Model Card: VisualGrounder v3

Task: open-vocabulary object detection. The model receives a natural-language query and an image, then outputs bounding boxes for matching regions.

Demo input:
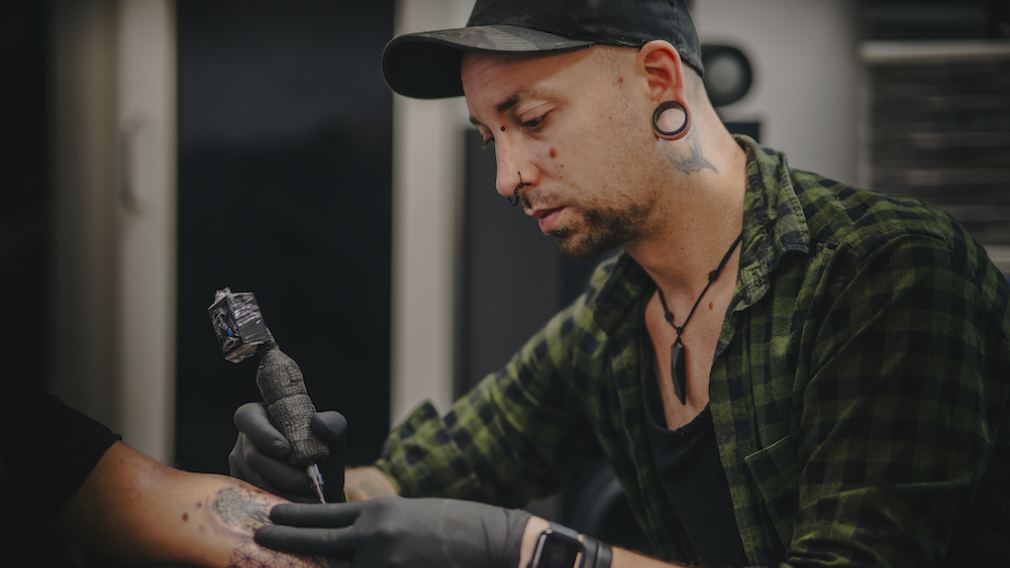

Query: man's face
[462,47,662,258]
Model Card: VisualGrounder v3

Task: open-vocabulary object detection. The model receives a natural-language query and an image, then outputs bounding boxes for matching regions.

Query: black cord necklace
[654,232,743,405]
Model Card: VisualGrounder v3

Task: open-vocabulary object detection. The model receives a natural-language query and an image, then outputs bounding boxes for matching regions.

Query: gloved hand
[254,497,531,568]
[229,401,347,503]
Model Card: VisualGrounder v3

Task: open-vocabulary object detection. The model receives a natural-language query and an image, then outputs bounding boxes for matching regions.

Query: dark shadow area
[0,3,88,564]
[0,0,49,385]
[176,0,394,473]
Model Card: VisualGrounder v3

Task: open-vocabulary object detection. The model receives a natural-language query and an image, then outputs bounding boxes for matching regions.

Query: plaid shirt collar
[591,135,811,334]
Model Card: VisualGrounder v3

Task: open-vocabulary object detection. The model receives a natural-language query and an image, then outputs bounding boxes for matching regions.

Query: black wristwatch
[528,524,584,568]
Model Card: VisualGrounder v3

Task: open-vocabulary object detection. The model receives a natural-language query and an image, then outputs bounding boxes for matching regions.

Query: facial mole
[617,76,624,84]
[500,125,506,132]
[182,512,189,522]
[549,148,557,158]
[196,502,202,508]
[708,302,714,310]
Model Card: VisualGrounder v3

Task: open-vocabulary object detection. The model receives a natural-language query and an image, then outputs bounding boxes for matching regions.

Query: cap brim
[382,25,592,99]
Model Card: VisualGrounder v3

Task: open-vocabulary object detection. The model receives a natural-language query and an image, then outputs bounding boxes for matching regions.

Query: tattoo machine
[208,288,329,503]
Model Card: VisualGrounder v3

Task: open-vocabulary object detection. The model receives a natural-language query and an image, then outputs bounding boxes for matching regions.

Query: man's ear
[637,40,687,105]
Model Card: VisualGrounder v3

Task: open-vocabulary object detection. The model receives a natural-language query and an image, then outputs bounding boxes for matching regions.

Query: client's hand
[255,497,531,568]
[230,402,347,503]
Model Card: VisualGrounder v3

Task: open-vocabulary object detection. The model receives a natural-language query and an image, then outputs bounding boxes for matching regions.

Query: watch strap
[528,523,582,568]
[581,535,613,568]
[547,523,581,542]
[529,523,612,568]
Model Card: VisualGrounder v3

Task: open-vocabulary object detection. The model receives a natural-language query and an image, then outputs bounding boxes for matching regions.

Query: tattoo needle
[307,464,326,503]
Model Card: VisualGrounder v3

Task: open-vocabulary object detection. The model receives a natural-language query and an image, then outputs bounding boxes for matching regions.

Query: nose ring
[506,171,524,207]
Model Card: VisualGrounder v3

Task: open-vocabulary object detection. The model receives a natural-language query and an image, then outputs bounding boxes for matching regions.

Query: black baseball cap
[382,0,703,99]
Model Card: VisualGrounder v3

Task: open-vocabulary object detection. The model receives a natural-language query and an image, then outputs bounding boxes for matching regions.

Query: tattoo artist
[229,0,1010,567]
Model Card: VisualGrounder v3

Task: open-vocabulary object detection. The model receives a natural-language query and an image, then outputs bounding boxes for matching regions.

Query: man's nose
[494,145,534,200]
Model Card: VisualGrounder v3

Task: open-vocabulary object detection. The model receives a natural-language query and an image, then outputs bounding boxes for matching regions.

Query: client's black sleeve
[0,377,121,513]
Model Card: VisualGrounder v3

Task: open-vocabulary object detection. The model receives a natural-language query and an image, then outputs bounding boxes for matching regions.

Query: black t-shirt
[1,379,121,513]
[639,328,748,567]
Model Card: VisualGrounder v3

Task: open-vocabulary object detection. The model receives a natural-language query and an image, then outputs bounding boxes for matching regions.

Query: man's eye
[521,114,547,129]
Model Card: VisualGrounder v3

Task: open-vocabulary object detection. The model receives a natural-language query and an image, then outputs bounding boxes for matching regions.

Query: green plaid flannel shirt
[376,136,1010,566]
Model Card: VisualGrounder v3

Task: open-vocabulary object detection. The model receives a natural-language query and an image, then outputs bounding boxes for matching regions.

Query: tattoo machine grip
[256,344,329,467]
[208,288,329,467]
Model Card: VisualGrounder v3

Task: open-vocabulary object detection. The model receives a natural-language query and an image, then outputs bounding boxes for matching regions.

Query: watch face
[533,530,582,568]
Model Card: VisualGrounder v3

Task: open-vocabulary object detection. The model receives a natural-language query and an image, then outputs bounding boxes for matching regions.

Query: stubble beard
[549,198,656,259]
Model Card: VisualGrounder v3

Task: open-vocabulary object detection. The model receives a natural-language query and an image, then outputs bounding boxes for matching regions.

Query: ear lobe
[638,40,686,104]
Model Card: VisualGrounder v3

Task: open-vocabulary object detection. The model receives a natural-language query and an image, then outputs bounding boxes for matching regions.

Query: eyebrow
[468,93,523,127]
[495,94,520,113]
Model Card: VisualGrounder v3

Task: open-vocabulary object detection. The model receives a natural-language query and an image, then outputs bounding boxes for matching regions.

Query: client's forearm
[58,441,324,567]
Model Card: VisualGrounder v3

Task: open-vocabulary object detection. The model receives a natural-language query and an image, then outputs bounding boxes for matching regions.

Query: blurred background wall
[173,0,394,472]
[2,0,1008,484]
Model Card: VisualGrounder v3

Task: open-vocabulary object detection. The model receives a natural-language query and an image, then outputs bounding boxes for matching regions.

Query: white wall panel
[694,0,861,184]
[390,0,474,425]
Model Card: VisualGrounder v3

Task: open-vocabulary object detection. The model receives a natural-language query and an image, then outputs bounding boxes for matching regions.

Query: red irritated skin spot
[549,147,557,158]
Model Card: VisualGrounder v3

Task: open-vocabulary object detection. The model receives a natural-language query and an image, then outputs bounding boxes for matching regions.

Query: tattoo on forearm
[666,130,718,175]
[344,467,397,501]
[210,486,271,533]
[192,485,335,568]
[227,540,330,568]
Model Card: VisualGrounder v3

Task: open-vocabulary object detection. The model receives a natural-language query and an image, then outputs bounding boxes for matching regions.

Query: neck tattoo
[655,232,743,405]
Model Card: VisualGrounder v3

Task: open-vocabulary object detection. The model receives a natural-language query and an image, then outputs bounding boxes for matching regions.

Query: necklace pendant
[671,341,687,404]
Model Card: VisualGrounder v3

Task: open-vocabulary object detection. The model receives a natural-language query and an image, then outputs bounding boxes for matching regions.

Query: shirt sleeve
[786,233,1010,566]
[375,296,602,507]
[0,378,121,513]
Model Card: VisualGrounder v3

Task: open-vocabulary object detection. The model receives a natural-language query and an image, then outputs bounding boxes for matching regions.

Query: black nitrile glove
[229,401,347,503]
[255,497,531,568]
